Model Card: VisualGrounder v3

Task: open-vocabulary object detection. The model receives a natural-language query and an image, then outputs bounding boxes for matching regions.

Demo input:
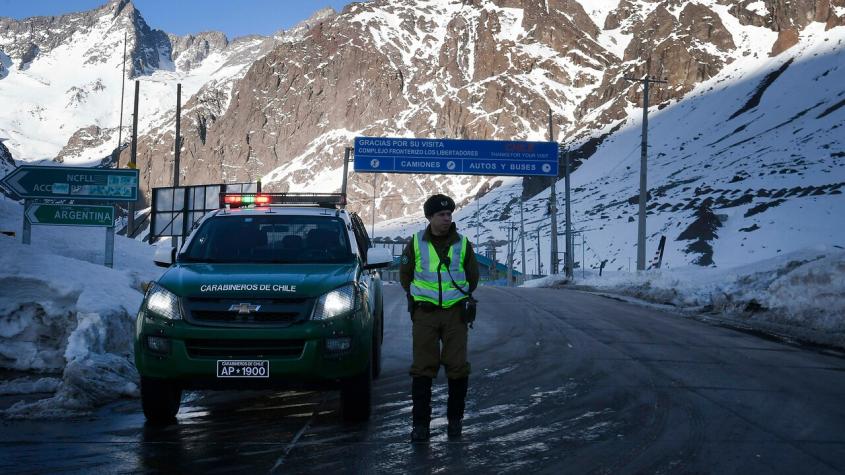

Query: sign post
[22,204,31,245]
[105,225,115,268]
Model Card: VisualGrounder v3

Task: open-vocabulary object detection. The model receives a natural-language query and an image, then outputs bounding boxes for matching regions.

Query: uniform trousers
[409,303,470,379]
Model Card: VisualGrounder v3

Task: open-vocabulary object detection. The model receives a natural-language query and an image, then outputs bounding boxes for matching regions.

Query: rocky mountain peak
[169,31,229,72]
[0,0,169,77]
[0,140,15,185]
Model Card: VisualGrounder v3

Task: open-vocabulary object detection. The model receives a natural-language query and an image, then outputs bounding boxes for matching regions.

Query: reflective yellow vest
[410,230,469,308]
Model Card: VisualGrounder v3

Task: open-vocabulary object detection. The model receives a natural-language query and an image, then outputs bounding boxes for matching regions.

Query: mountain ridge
[0,0,843,270]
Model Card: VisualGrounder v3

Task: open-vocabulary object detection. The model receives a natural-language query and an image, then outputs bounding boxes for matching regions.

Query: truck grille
[184,297,313,327]
[185,339,306,359]
[190,310,300,323]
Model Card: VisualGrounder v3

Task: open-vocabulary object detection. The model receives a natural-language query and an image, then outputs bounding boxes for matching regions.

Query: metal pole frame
[549,108,559,274]
[519,198,526,282]
[564,149,573,278]
[341,147,351,209]
[174,83,182,187]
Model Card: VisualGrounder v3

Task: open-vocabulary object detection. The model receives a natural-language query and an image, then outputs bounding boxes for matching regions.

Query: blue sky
[0,0,357,38]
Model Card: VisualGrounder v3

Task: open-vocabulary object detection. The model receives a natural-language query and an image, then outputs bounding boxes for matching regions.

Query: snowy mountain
[419,21,845,275]
[1,0,843,271]
[0,0,335,166]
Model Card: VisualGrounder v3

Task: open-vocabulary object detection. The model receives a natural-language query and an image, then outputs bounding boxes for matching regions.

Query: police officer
[400,193,480,442]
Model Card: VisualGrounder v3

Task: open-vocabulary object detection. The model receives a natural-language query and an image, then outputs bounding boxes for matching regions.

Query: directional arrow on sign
[1,168,29,197]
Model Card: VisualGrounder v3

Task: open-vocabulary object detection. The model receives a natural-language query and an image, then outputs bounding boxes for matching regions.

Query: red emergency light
[222,194,270,207]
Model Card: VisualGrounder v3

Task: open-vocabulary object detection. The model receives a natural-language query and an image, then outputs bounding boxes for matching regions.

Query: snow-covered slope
[382,23,845,273]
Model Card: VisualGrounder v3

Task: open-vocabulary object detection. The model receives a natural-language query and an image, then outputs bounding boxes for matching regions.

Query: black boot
[411,376,432,442]
[447,377,468,438]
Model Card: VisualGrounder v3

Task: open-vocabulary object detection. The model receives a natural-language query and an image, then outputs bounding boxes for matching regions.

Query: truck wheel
[141,377,182,424]
[340,358,372,422]
[372,314,383,380]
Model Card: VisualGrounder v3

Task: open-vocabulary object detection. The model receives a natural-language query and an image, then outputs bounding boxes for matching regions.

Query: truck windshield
[181,214,353,264]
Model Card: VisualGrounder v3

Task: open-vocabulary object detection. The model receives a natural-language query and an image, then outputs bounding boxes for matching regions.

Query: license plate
[216,360,269,378]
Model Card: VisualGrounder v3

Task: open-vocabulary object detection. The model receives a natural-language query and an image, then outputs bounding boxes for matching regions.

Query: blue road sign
[353,137,558,177]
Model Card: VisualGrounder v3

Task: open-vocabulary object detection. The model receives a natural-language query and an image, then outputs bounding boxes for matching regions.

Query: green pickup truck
[134,193,391,423]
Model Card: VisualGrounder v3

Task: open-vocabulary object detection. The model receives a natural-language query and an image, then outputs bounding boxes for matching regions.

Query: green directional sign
[1,165,139,201]
[25,203,115,227]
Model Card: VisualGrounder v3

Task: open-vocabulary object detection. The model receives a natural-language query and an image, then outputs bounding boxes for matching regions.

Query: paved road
[2,285,844,474]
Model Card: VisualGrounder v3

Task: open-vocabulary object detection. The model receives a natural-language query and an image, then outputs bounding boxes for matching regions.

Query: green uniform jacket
[400,223,480,298]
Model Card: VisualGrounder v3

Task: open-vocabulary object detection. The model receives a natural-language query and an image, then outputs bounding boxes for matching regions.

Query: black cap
[424,194,455,218]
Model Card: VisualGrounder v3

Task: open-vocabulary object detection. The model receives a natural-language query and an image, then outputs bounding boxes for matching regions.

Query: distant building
[475,253,522,282]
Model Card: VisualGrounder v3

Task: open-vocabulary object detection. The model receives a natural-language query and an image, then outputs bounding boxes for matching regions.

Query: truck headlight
[311,284,357,320]
[144,283,183,320]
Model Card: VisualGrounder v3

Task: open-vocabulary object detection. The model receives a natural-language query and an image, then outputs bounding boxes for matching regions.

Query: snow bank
[0,198,164,418]
[524,246,845,345]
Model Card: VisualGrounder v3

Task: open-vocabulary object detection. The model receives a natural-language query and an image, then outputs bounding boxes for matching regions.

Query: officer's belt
[413,301,441,312]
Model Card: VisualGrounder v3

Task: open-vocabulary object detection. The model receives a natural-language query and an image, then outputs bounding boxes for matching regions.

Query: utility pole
[341,147,352,208]
[507,223,514,287]
[519,198,526,283]
[174,83,182,186]
[548,108,559,274]
[172,83,182,250]
[475,197,480,249]
[564,149,573,279]
[536,229,542,276]
[116,31,127,167]
[582,232,586,279]
[371,174,377,238]
[625,57,667,271]
[127,80,139,237]
[114,31,127,249]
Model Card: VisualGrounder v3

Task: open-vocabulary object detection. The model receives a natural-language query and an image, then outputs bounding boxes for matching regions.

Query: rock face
[2,0,844,229]
[169,32,228,72]
[0,140,15,193]
[53,126,115,164]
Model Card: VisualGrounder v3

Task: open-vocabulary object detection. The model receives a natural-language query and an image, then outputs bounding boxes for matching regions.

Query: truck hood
[157,262,358,299]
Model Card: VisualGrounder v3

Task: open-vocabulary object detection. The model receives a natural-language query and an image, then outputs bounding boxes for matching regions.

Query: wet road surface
[2,285,845,473]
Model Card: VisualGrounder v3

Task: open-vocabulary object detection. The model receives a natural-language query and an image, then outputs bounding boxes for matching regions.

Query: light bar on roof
[219,193,345,209]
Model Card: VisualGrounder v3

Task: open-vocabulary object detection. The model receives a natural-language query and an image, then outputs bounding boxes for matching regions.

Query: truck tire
[372,313,383,380]
[141,377,182,424]
[340,357,372,422]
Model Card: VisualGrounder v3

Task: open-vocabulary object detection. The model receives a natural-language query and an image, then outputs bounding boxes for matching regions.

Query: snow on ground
[0,197,165,418]
[524,246,845,348]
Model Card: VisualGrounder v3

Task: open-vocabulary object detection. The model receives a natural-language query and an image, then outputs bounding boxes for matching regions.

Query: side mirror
[364,247,392,270]
[153,246,176,268]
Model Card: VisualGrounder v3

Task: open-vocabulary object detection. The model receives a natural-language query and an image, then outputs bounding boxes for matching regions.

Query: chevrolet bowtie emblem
[229,303,261,314]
